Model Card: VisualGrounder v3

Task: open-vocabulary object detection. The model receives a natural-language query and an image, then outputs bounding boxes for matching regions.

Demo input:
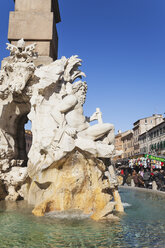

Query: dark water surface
[0,188,165,248]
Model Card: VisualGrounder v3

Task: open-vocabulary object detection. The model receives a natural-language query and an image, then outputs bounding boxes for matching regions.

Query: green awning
[144,154,165,162]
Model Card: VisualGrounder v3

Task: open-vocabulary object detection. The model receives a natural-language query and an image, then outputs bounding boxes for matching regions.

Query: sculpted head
[72,81,87,105]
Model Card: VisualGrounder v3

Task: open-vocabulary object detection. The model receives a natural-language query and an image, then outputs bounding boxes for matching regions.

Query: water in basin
[0,188,165,248]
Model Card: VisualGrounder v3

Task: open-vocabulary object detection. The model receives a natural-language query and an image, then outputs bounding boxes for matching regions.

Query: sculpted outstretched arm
[86,108,103,123]
[89,112,98,122]
[59,95,78,113]
[86,113,98,122]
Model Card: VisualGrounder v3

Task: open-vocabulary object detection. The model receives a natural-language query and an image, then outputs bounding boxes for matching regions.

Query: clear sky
[0,0,165,133]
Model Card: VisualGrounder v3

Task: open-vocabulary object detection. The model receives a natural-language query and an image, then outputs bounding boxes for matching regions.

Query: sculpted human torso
[65,100,89,132]
[56,82,89,132]
[56,81,114,144]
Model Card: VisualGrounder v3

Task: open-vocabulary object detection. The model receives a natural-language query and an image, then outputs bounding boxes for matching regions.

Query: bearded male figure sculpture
[27,56,116,178]
[64,81,115,156]
[0,40,123,220]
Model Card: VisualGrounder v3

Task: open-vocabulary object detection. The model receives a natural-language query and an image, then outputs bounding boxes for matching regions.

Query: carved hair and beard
[72,81,87,105]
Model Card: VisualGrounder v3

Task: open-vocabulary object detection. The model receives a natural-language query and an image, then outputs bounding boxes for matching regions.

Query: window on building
[157,130,159,136]
[150,144,153,151]
[157,143,160,150]
[160,128,162,135]
[145,119,147,123]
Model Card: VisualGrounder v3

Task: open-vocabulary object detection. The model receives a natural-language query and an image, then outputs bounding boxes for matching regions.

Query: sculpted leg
[78,123,114,141]
[101,126,115,145]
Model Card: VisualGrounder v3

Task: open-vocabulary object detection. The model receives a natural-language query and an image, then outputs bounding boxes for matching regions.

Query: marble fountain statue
[0,39,123,220]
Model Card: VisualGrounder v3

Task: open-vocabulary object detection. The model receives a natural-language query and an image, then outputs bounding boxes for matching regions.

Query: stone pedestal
[6,0,61,66]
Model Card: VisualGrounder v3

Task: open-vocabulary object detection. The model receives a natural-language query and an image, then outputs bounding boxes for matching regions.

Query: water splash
[122,202,132,208]
[45,209,92,220]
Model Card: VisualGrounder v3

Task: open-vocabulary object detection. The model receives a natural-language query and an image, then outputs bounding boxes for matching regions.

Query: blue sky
[0,0,165,133]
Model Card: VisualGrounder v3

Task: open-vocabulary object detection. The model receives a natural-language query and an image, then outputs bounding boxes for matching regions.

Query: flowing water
[0,187,165,248]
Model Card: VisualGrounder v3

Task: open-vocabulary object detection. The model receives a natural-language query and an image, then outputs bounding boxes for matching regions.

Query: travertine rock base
[28,148,120,220]
[0,180,7,200]
[113,189,124,212]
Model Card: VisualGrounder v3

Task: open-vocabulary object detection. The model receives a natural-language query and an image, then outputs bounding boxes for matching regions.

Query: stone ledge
[119,185,165,196]
[15,0,52,12]
[14,0,61,23]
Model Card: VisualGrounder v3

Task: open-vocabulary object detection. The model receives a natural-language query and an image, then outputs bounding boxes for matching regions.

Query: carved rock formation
[28,148,121,220]
[0,40,36,200]
[0,40,123,219]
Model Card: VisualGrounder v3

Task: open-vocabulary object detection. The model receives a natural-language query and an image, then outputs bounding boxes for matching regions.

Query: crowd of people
[116,165,165,191]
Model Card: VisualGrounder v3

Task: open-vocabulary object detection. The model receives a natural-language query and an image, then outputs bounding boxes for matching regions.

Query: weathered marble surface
[27,55,116,178]
[0,40,123,219]
[29,148,123,220]
[0,39,35,200]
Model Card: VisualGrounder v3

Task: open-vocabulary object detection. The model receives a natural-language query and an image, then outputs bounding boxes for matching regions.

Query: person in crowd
[154,169,165,191]
[121,168,127,185]
[150,168,154,177]
[132,170,139,187]
[120,169,124,176]
[143,168,151,188]
[115,159,165,191]
[137,173,145,187]
[120,169,124,185]
[126,173,132,186]
[138,167,144,178]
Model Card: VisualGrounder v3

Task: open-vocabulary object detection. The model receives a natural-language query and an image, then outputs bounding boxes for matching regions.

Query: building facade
[114,114,165,161]
[114,130,123,160]
[114,130,134,160]
[139,120,165,156]
[133,114,163,155]
[121,130,134,158]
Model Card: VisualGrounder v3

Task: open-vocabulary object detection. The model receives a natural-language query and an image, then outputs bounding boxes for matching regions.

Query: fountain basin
[0,188,165,247]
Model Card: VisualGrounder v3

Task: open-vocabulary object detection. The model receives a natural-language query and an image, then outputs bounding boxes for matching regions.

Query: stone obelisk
[6,0,61,66]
